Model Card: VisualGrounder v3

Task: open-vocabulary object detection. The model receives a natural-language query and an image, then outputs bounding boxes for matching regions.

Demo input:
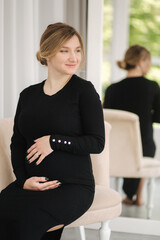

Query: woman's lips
[65,64,77,67]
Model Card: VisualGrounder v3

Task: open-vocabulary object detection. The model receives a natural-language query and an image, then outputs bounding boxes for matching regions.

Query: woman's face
[139,56,151,75]
[47,35,82,76]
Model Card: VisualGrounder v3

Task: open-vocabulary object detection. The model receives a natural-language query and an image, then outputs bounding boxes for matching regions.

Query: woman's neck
[126,67,143,78]
[44,71,72,96]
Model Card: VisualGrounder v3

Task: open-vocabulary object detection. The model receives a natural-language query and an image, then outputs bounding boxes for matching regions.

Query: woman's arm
[152,82,160,123]
[103,86,113,109]
[10,93,27,187]
[27,82,105,165]
[49,82,105,155]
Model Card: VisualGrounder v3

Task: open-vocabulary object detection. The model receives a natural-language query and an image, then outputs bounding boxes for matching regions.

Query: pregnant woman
[0,22,105,240]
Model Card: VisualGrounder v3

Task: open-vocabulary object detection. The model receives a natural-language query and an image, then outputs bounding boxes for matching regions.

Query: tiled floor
[61,228,160,240]
[110,177,160,220]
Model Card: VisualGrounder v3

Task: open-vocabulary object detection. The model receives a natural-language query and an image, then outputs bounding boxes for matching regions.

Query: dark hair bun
[36,51,47,66]
[117,60,127,70]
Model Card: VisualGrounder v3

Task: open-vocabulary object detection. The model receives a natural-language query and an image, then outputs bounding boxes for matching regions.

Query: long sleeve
[10,93,27,187]
[50,82,105,155]
[152,82,160,123]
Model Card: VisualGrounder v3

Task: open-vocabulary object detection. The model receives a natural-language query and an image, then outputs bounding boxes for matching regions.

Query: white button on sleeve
[52,139,56,142]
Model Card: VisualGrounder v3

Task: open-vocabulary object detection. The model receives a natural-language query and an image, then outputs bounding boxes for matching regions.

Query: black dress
[0,74,105,240]
[103,76,160,199]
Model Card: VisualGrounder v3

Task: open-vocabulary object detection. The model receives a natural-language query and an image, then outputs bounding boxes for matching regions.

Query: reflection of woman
[0,22,105,240]
[103,45,160,205]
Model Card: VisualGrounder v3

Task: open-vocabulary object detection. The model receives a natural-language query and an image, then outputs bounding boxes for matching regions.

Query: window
[103,0,160,101]
[129,0,160,85]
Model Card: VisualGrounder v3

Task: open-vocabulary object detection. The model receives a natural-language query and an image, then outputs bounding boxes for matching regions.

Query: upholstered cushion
[49,185,121,229]
[141,157,160,168]
[90,185,121,211]
[110,157,160,178]
[0,118,15,191]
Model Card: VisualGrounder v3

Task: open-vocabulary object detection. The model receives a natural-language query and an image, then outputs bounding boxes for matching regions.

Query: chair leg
[79,226,86,240]
[99,221,111,240]
[147,178,155,219]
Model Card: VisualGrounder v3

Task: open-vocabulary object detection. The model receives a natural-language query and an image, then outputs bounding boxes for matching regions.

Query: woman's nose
[69,52,76,61]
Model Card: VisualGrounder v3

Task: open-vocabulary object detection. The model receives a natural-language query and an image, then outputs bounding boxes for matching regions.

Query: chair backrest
[0,118,15,191]
[103,109,143,177]
[0,118,111,190]
[91,122,111,187]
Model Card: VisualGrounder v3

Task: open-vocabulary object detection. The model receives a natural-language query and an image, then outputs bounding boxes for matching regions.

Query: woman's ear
[46,57,50,65]
[137,59,143,68]
[137,58,151,75]
[137,59,144,71]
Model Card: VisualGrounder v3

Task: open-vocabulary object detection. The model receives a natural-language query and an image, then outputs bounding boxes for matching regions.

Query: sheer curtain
[0,0,87,118]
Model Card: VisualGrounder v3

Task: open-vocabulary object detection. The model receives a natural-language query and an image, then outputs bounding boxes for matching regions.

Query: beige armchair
[0,118,121,240]
[103,109,160,219]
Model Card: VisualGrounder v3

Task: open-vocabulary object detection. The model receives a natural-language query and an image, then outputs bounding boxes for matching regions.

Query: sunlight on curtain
[0,0,64,118]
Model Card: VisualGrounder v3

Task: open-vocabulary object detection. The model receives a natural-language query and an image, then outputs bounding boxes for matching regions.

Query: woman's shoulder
[71,75,99,100]
[105,79,124,92]
[143,77,160,89]
[73,74,93,86]
[72,74,95,93]
[20,81,44,96]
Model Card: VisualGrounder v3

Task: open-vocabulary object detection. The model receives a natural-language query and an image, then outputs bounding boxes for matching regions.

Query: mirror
[103,0,160,221]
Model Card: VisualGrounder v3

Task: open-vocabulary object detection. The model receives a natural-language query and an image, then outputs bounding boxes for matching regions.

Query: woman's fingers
[27,151,41,162]
[34,176,48,182]
[34,177,61,190]
[28,152,41,163]
[27,152,46,165]
[26,136,53,164]
[27,144,41,163]
[23,177,61,191]
[40,181,61,191]
[36,154,45,165]
[27,143,37,153]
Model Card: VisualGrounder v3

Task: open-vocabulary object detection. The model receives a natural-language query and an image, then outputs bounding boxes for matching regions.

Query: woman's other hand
[26,136,53,165]
[23,177,61,191]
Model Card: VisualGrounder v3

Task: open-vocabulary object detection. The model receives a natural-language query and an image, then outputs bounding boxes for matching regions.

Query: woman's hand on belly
[26,136,53,165]
[23,177,61,191]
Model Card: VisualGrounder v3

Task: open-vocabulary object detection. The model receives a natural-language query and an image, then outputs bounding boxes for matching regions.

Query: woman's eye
[76,49,81,53]
[60,50,68,53]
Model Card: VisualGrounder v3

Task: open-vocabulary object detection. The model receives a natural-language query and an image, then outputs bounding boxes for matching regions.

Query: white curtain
[0,0,87,118]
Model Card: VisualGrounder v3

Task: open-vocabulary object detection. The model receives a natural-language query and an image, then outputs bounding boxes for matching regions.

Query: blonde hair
[36,22,85,67]
[117,45,151,70]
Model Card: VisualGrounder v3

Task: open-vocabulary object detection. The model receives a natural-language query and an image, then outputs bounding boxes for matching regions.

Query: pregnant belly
[25,151,92,183]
